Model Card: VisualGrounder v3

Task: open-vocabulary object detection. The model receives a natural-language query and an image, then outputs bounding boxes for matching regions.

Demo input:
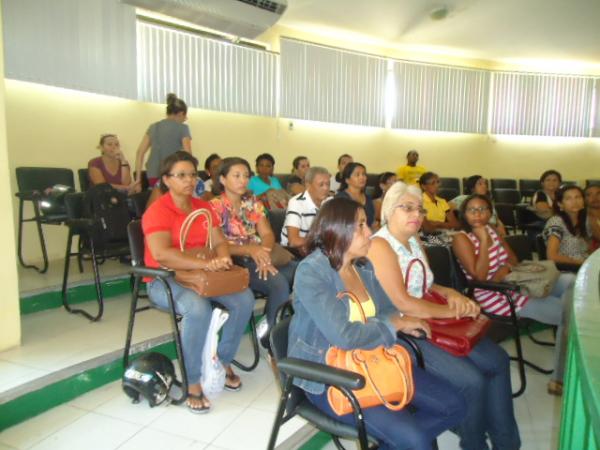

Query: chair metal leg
[62,234,104,321]
[509,310,527,398]
[231,313,260,372]
[17,198,48,273]
[77,236,84,273]
[267,375,294,450]
[159,277,188,405]
[527,324,556,347]
[123,276,141,369]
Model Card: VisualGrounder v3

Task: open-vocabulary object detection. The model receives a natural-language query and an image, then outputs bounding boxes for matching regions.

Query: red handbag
[405,259,491,357]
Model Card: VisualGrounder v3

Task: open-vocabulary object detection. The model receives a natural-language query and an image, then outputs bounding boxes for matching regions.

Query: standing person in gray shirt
[133,93,192,198]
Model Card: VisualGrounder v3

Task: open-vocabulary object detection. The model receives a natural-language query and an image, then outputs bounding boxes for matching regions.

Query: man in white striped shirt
[281,167,331,252]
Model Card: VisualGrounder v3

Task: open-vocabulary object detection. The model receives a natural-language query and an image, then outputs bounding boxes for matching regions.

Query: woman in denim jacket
[288,197,466,450]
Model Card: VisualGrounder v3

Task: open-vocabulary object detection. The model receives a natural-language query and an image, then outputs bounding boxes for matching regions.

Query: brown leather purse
[174,208,249,297]
[326,291,415,416]
[405,258,490,356]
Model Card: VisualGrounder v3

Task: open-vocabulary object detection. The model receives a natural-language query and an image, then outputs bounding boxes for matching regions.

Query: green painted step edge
[299,431,332,450]
[0,341,177,432]
[20,277,139,315]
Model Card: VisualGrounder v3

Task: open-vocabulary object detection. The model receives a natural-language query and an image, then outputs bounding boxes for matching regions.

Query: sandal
[547,380,563,396]
[186,393,211,414]
[224,371,243,392]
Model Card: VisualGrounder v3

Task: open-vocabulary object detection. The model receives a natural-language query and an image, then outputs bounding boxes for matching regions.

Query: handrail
[559,249,600,449]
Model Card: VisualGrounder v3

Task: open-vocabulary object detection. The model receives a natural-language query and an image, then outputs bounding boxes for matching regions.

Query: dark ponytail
[166,93,188,116]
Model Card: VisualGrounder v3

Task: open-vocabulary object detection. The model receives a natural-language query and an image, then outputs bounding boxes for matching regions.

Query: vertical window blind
[392,62,490,133]
[280,38,387,127]
[2,0,137,99]
[136,21,278,117]
[490,72,595,137]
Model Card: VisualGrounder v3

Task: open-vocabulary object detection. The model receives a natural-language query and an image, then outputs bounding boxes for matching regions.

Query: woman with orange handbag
[368,181,521,450]
[142,151,255,414]
[288,197,466,450]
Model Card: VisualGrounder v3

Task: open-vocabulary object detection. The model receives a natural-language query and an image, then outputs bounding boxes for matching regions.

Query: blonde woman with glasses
[367,182,520,450]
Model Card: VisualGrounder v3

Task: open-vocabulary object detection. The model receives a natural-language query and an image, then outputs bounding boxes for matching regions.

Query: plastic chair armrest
[131,266,174,279]
[277,357,365,390]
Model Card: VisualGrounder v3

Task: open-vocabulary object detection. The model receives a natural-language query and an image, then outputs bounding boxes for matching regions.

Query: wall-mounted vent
[121,0,287,39]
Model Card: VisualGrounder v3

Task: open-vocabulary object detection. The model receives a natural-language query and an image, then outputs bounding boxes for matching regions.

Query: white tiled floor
[1,326,563,450]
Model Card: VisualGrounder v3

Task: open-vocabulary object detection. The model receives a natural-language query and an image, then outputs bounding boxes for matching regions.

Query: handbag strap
[354,348,411,411]
[405,258,427,297]
[179,208,213,252]
[337,291,368,324]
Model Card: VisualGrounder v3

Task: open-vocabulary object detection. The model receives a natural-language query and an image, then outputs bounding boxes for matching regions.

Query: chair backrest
[439,177,460,191]
[504,234,533,261]
[16,167,74,193]
[535,234,547,259]
[268,209,286,243]
[494,203,516,229]
[197,170,210,181]
[64,192,85,220]
[518,179,539,200]
[366,173,379,188]
[424,245,457,289]
[491,178,517,190]
[274,173,295,189]
[270,316,304,412]
[562,180,577,187]
[585,179,600,187]
[437,187,459,202]
[127,220,145,266]
[78,168,91,192]
[130,191,151,219]
[492,188,521,205]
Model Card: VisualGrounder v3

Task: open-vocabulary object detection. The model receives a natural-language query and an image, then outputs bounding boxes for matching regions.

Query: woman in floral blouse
[211,157,297,344]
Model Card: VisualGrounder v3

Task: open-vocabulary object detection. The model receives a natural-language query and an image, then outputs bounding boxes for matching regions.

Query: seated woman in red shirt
[142,151,254,414]
[88,134,137,194]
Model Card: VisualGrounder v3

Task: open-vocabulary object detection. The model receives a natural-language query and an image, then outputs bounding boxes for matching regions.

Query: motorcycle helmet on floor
[122,352,176,407]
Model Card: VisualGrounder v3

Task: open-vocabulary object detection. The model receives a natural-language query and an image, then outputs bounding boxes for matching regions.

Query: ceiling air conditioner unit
[121,0,288,39]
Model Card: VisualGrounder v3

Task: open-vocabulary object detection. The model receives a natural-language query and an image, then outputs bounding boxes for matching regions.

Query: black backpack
[83,183,130,247]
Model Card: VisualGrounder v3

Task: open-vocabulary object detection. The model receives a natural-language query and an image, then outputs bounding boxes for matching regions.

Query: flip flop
[224,372,242,392]
[186,393,211,414]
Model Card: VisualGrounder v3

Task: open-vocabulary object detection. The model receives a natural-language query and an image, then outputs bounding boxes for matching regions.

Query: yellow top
[396,165,427,186]
[422,193,450,222]
[348,297,377,322]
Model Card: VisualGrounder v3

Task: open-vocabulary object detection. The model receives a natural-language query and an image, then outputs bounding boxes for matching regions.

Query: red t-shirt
[142,192,221,271]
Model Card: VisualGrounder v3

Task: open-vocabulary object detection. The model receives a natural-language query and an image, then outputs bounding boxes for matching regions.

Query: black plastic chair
[494,203,517,234]
[61,192,130,321]
[437,187,459,202]
[423,245,459,291]
[491,179,517,190]
[439,177,460,191]
[267,314,428,450]
[129,191,152,219]
[562,180,577,187]
[585,179,600,187]
[535,235,580,273]
[15,167,75,273]
[78,168,91,192]
[123,220,188,405]
[519,179,539,202]
[448,248,552,398]
[492,189,521,205]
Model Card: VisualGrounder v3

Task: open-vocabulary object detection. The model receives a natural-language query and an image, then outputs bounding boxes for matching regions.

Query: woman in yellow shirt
[419,172,460,233]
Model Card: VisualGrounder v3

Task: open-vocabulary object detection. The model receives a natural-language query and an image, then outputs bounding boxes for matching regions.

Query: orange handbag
[174,208,249,297]
[326,291,415,416]
[405,258,490,357]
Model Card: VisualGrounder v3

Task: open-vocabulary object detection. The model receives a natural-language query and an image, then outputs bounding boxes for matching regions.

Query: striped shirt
[459,226,528,316]
[281,190,323,245]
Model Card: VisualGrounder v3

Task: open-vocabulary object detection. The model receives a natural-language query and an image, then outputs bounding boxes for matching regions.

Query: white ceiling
[279,0,600,67]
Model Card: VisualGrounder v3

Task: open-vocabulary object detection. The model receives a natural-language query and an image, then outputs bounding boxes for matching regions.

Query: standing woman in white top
[133,93,192,198]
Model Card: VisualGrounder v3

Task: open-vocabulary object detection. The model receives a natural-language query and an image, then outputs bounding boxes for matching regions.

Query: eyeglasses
[167,172,198,180]
[465,206,490,214]
[395,203,428,216]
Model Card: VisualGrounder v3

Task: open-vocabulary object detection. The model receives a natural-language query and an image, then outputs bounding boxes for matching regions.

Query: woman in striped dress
[452,194,575,395]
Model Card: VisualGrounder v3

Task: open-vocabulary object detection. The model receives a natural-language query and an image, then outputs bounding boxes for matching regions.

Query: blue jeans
[147,278,255,385]
[238,257,297,327]
[307,366,466,450]
[518,272,575,381]
[412,338,520,450]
